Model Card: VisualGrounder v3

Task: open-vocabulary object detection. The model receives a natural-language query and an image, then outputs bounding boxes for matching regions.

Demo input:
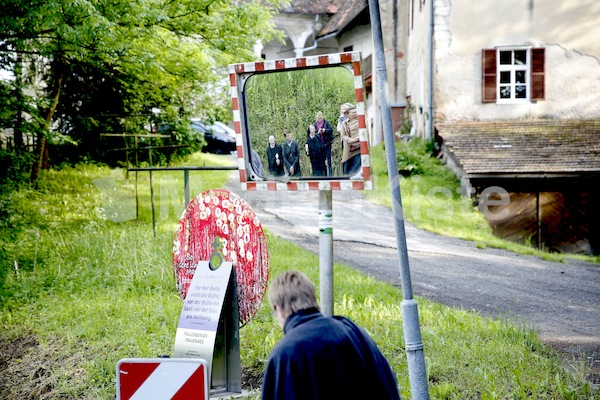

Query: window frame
[496,46,531,104]
[482,46,545,104]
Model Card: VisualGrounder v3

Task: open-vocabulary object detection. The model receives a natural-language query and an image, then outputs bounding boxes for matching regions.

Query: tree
[0,0,283,180]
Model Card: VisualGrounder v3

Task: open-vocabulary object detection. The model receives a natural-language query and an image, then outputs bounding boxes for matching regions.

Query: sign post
[173,261,240,394]
[172,189,269,397]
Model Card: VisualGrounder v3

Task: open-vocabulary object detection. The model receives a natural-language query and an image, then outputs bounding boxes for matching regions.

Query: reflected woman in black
[305,125,327,176]
[266,135,284,177]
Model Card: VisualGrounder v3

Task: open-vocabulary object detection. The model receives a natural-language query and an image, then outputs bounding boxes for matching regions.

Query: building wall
[261,13,324,59]
[406,0,433,139]
[433,0,600,121]
[338,25,378,144]
[371,0,410,145]
[338,25,372,57]
[379,0,408,106]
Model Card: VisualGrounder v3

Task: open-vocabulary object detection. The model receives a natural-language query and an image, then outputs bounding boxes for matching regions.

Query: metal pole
[428,0,435,141]
[149,172,156,237]
[184,169,190,207]
[368,0,430,398]
[135,134,139,220]
[135,170,139,221]
[149,144,157,238]
[319,189,334,316]
[537,191,541,249]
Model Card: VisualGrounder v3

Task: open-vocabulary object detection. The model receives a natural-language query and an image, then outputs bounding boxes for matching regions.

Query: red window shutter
[531,48,545,101]
[482,49,497,103]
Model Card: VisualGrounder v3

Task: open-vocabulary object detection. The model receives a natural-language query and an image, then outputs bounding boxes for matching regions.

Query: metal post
[368,0,430,398]
[184,169,190,207]
[319,189,334,316]
[537,191,542,249]
[135,134,139,220]
[149,145,157,238]
[135,170,139,220]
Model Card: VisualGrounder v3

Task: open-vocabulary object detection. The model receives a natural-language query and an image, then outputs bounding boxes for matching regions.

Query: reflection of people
[308,111,334,176]
[266,135,284,176]
[261,270,401,400]
[282,129,301,177]
[305,125,327,176]
[336,103,354,149]
[250,149,264,176]
[341,105,362,175]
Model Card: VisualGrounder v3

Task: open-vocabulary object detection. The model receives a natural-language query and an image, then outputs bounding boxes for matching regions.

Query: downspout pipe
[428,0,434,141]
[301,30,339,53]
[401,126,417,141]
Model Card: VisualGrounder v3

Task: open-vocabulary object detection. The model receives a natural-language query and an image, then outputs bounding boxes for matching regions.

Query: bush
[396,138,436,177]
[0,150,34,186]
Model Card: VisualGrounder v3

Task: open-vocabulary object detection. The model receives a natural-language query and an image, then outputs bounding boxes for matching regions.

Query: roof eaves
[318,0,368,37]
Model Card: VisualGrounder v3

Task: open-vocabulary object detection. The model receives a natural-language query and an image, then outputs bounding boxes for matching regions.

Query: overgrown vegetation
[1,152,597,399]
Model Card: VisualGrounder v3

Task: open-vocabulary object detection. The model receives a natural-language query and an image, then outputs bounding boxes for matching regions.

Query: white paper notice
[174,261,233,375]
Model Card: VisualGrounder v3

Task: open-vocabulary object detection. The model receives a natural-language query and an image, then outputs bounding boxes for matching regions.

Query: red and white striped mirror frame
[228,52,372,191]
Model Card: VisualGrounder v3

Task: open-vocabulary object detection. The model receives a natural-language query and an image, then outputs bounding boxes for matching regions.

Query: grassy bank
[0,152,597,399]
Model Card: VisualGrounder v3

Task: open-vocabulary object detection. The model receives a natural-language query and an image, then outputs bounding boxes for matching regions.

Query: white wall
[433,0,600,121]
[261,13,323,59]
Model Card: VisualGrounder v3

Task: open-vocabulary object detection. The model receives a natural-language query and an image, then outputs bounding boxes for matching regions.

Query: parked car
[189,119,237,155]
[157,119,236,154]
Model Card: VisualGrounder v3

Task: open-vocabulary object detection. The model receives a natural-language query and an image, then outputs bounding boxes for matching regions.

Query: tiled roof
[437,120,600,175]
[280,0,344,15]
[319,0,367,36]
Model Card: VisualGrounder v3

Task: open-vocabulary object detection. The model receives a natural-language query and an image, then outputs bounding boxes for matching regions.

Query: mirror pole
[318,189,334,316]
[368,0,430,398]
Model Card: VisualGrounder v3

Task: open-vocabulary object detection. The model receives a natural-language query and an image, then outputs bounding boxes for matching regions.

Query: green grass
[0,153,598,399]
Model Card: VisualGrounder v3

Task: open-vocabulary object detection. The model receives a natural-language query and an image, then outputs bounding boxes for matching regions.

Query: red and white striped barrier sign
[116,358,208,400]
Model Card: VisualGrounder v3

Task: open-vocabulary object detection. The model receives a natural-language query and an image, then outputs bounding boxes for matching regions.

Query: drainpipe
[401,126,417,141]
[301,31,340,54]
[428,0,434,141]
[299,14,340,55]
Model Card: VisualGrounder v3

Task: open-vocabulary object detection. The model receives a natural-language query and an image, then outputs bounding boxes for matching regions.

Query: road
[225,177,600,373]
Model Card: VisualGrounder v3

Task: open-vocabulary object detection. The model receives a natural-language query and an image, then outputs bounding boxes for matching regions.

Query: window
[482,47,545,103]
[499,48,528,101]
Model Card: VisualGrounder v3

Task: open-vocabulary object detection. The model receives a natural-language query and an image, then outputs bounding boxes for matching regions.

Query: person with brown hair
[261,270,401,400]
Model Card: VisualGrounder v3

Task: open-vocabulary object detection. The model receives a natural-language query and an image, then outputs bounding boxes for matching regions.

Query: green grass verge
[0,153,597,399]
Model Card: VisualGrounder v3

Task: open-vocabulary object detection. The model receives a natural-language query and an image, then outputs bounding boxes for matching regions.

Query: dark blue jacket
[262,308,401,400]
[307,119,335,146]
